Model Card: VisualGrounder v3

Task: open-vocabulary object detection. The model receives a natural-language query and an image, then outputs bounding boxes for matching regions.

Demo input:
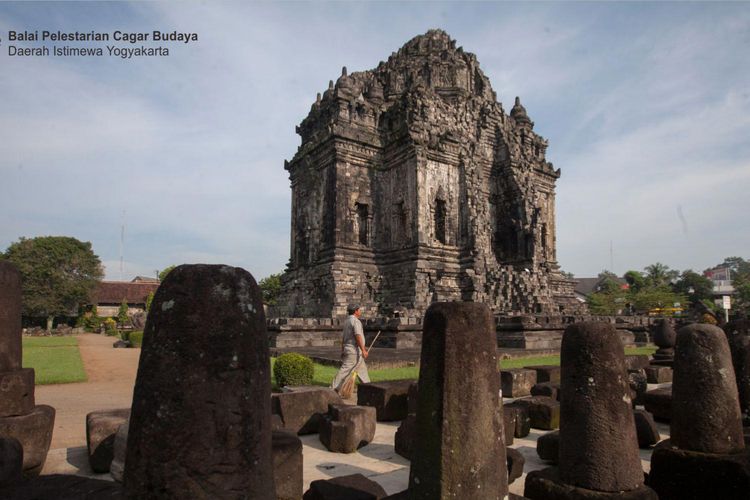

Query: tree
[117,299,130,326]
[644,262,679,288]
[673,270,714,305]
[2,236,103,330]
[624,270,646,293]
[259,273,282,305]
[158,265,176,282]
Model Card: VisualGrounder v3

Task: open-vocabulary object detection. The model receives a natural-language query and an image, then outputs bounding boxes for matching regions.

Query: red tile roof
[92,281,160,305]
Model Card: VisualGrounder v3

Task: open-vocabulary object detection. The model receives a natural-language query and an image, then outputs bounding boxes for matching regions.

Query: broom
[339,330,381,399]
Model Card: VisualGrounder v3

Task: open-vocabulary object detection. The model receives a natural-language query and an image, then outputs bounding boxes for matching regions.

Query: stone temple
[278,30,581,319]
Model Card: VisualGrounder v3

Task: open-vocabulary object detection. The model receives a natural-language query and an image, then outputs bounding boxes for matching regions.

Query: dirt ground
[35,333,140,450]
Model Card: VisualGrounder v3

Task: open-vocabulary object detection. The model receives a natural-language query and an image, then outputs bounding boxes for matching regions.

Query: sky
[0,1,748,281]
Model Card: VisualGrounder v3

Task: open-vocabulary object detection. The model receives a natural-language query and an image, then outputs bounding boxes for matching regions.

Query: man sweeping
[331,304,370,394]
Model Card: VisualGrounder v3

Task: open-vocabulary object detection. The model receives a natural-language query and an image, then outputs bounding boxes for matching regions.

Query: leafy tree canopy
[673,270,714,304]
[2,236,103,329]
[158,265,176,282]
[259,273,282,305]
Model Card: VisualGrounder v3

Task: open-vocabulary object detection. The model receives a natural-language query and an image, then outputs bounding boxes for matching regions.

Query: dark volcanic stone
[304,473,387,500]
[525,467,658,500]
[272,387,343,434]
[648,439,750,500]
[394,414,416,459]
[406,382,418,414]
[537,430,559,463]
[504,404,530,438]
[644,365,672,384]
[0,437,22,487]
[559,322,645,492]
[506,396,560,430]
[501,369,537,398]
[123,264,275,499]
[357,379,413,421]
[653,319,676,349]
[524,365,561,384]
[0,262,22,372]
[319,405,376,453]
[507,447,525,484]
[633,410,660,448]
[86,408,130,473]
[727,334,750,424]
[273,430,303,500]
[531,381,559,401]
[624,354,650,371]
[628,370,647,407]
[502,408,516,445]
[0,369,35,418]
[409,302,507,499]
[110,421,128,483]
[724,318,750,337]
[0,404,55,478]
[0,474,123,500]
[644,387,672,422]
[671,324,744,454]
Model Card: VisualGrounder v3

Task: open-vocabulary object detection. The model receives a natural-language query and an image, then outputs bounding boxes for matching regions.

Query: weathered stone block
[0,404,54,478]
[0,369,35,418]
[0,474,123,499]
[303,473,387,500]
[273,430,303,500]
[502,408,515,445]
[504,404,531,438]
[406,382,418,415]
[525,467,658,499]
[319,405,376,453]
[624,354,650,371]
[86,408,130,473]
[648,440,750,500]
[531,381,559,400]
[644,365,672,384]
[628,370,647,406]
[507,447,525,484]
[0,437,22,488]
[0,262,22,372]
[507,396,560,430]
[537,430,559,463]
[410,302,507,499]
[524,365,561,384]
[273,387,343,434]
[110,421,128,483]
[633,410,660,448]
[671,324,745,456]
[557,321,648,494]
[357,379,412,421]
[123,264,275,499]
[644,387,672,422]
[394,414,416,460]
[501,369,537,398]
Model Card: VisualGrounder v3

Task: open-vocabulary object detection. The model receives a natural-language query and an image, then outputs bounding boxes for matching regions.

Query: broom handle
[366,330,381,354]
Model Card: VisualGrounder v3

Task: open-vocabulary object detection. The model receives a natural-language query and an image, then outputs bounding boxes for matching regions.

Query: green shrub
[103,318,118,336]
[129,331,144,347]
[273,352,314,387]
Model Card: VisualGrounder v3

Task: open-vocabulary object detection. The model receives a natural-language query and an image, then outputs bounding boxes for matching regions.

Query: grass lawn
[272,345,658,388]
[22,336,88,385]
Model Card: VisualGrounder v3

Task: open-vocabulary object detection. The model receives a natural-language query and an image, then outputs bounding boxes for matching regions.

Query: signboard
[723,296,732,310]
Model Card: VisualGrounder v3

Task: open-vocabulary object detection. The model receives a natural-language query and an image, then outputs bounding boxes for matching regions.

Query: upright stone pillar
[123,264,275,499]
[649,324,750,499]
[0,262,22,371]
[724,319,750,425]
[525,322,656,499]
[408,302,507,500]
[0,261,55,479]
[651,318,676,366]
